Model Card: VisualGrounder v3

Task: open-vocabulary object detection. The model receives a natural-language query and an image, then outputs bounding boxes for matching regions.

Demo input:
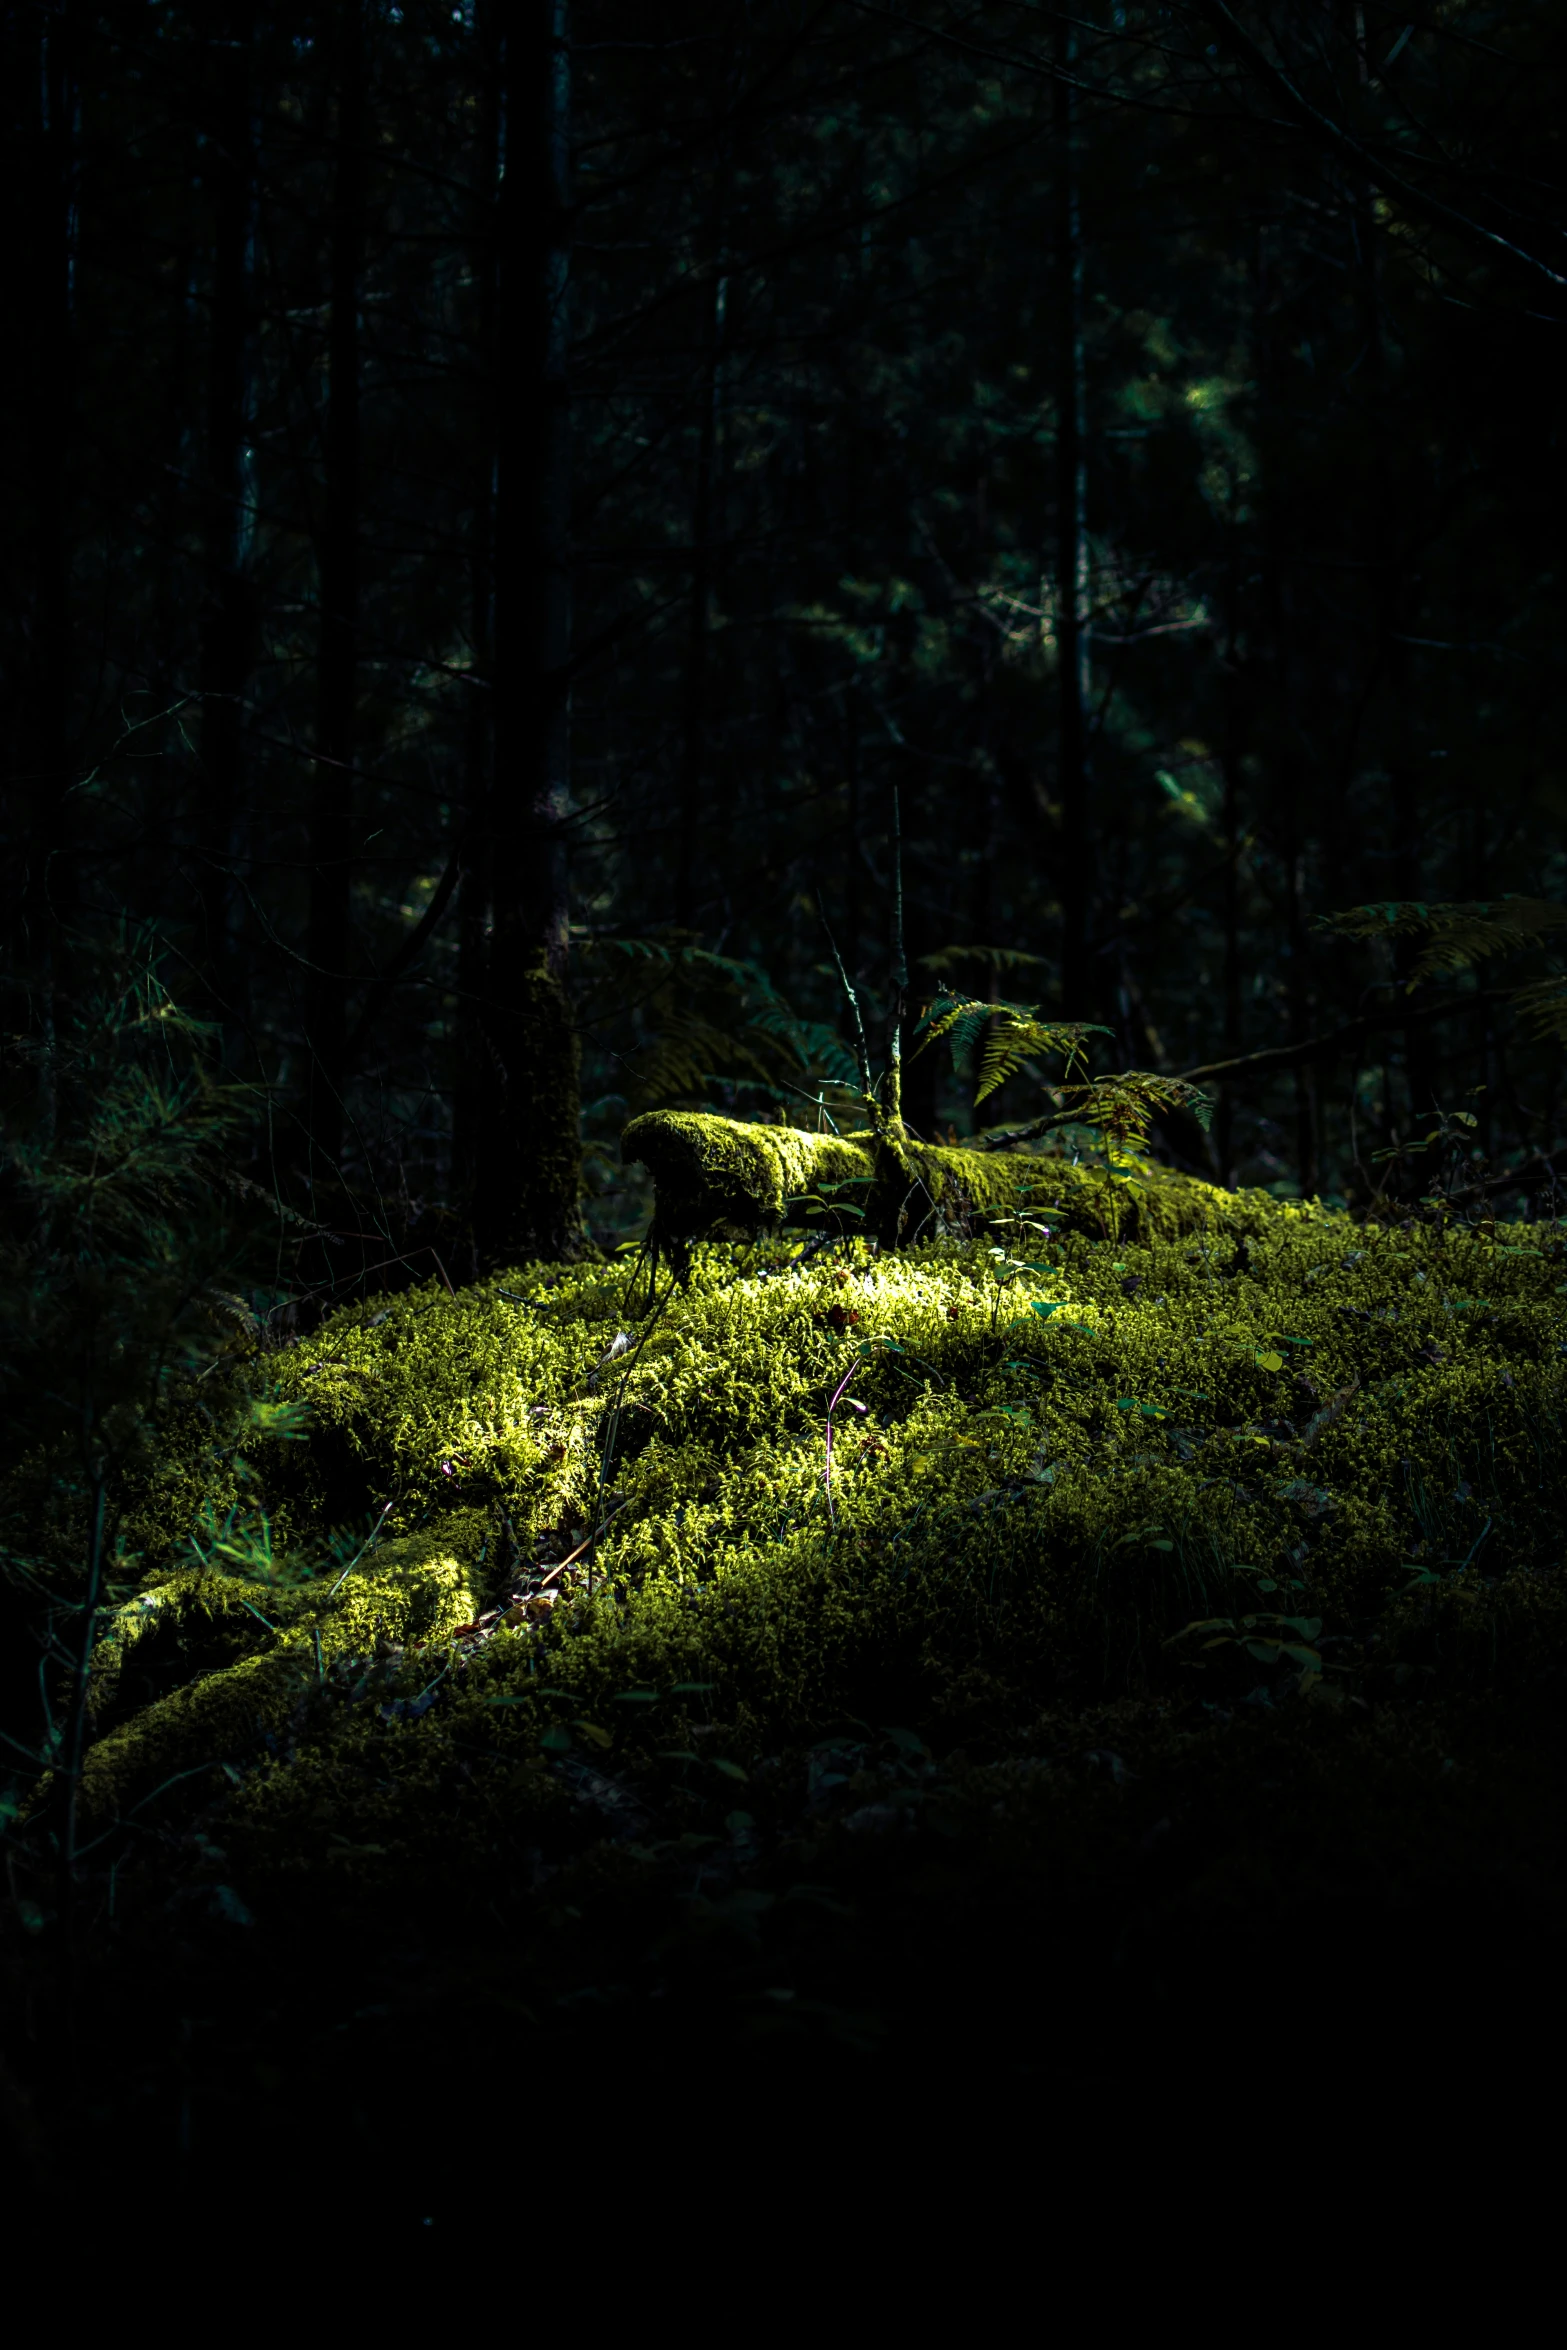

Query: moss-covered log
[624,1108,1279,1250]
[876,1133,1268,1246]
[621,1110,875,1243]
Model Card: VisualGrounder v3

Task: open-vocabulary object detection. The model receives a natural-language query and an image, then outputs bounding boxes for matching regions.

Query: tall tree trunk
[1053,25,1092,1021]
[1217,644,1245,1185]
[472,0,584,1266]
[452,0,501,1253]
[675,258,727,931]
[10,0,76,1036]
[1284,791,1319,1197]
[1254,219,1318,1195]
[1347,36,1434,1161]
[304,0,367,1174]
[842,675,863,988]
[197,8,258,1055]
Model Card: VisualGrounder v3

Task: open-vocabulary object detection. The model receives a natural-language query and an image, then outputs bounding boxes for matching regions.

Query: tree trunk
[1284,802,1320,1197]
[472,0,585,1266]
[12,0,75,1010]
[675,258,727,931]
[304,0,367,1174]
[197,8,258,1055]
[452,0,501,1256]
[1053,25,1092,1021]
[1217,659,1244,1185]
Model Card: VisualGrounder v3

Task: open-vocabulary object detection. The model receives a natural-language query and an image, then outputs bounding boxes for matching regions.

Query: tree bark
[1217,642,1244,1183]
[472,0,585,1266]
[452,0,501,1252]
[197,8,258,1054]
[1053,24,1092,1021]
[304,0,367,1173]
[674,258,727,931]
[11,0,75,1003]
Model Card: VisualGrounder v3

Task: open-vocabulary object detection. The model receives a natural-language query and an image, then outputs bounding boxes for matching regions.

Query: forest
[3,0,1566,2206]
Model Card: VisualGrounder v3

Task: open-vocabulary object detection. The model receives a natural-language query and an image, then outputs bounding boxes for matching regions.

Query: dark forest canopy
[4,0,1566,1279]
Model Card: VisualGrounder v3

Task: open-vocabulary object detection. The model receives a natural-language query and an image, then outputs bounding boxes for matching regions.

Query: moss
[622,1110,874,1243]
[623,1108,1281,1253]
[874,1135,1266,1245]
[77,1516,484,1824]
[57,1187,1567,1882]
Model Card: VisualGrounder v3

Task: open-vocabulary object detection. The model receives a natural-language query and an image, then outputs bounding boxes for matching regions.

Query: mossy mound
[65,1193,1567,1896]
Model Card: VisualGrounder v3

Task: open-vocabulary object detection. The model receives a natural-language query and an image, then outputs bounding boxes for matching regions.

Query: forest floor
[5,1175,1567,2204]
[8,1679,1563,2219]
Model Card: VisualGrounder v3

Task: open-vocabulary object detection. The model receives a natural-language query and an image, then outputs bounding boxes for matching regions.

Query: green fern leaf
[1317,897,1567,983]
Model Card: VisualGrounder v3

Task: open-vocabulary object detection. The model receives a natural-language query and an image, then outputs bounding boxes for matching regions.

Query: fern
[1050,1070,1214,1152]
[1317,896,1567,1049]
[577,938,862,1115]
[917,989,1108,1103]
[918,944,1055,985]
[1503,976,1567,1046]
[1317,897,1567,983]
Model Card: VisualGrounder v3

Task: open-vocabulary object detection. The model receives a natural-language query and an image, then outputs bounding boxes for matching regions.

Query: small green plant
[915,988,1211,1157]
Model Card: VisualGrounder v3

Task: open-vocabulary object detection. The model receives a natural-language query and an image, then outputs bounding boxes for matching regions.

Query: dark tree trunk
[1284,793,1319,1197]
[675,260,727,931]
[1053,25,1091,1021]
[472,0,585,1266]
[10,0,76,1020]
[197,8,258,1052]
[1217,656,1245,1185]
[1212,561,1249,1184]
[304,0,367,1173]
[452,0,501,1252]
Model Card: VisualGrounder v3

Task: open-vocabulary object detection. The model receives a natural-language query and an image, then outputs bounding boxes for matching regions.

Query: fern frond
[583,942,863,1106]
[1057,1070,1214,1149]
[918,945,1054,983]
[918,991,1109,1099]
[1507,976,1567,1045]
[1317,898,1567,982]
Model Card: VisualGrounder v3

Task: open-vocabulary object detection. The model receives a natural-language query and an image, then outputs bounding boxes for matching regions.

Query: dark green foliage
[1321,897,1567,1048]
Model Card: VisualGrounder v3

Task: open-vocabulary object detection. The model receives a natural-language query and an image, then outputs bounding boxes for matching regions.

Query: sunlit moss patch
[59,1165,1567,1891]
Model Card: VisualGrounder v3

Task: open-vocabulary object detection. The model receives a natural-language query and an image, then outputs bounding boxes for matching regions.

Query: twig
[823,1360,865,1529]
[887,785,907,1136]
[1178,987,1511,1087]
[818,899,876,1116]
[1430,1151,1566,1209]
[537,1501,630,1588]
[326,1499,394,1597]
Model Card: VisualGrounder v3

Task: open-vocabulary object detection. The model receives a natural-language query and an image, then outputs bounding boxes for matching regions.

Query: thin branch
[1177,987,1512,1087]
[818,900,875,1113]
[1192,0,1567,290]
[343,853,463,1064]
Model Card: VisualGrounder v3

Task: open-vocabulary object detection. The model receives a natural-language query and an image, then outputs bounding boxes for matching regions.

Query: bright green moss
[68,1182,1567,1875]
[622,1110,874,1241]
[880,1135,1268,1245]
[78,1516,484,1824]
[624,1109,1284,1251]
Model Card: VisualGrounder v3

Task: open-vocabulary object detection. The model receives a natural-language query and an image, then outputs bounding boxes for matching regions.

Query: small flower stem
[824,1360,863,1528]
